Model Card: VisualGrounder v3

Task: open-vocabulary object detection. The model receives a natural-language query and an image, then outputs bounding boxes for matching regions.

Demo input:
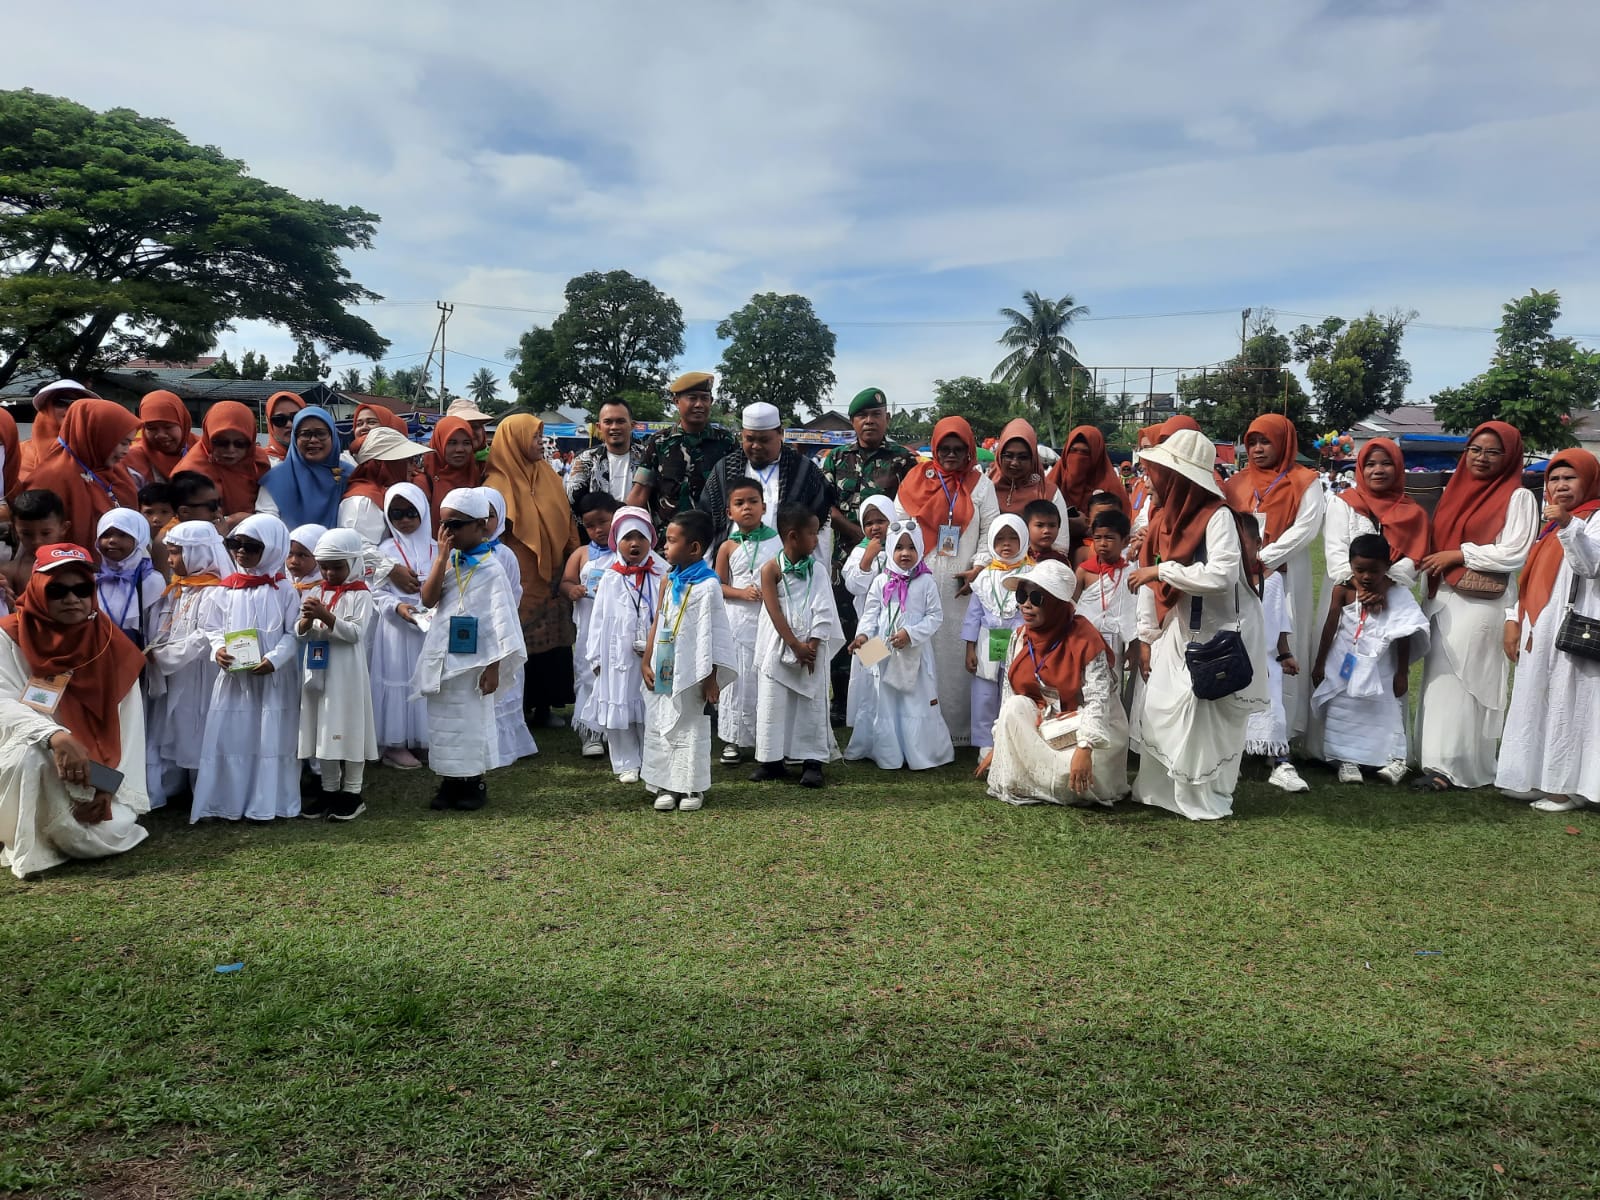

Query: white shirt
[605,452,633,501]
[745,459,782,531]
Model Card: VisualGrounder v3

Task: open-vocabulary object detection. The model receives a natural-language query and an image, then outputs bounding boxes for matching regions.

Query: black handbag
[1183,538,1255,701]
[1554,573,1600,662]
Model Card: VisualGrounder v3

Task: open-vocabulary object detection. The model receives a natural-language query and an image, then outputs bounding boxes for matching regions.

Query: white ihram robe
[1244,572,1291,759]
[1254,483,1326,739]
[845,568,953,770]
[145,583,225,805]
[0,636,150,878]
[582,555,667,776]
[754,560,843,765]
[1133,507,1270,821]
[840,540,883,728]
[1311,584,1429,767]
[297,586,380,768]
[643,578,739,797]
[1496,514,1600,804]
[571,542,616,741]
[1414,488,1537,787]
[371,536,433,752]
[487,541,538,767]
[410,552,527,779]
[717,532,780,750]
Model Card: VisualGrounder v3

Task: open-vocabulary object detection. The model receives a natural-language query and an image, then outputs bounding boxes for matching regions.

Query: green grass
[2,737,1597,1199]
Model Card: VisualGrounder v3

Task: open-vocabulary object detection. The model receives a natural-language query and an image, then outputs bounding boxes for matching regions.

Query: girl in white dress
[371,483,435,768]
[846,520,954,771]
[93,509,164,651]
[558,493,620,758]
[296,528,379,819]
[478,487,538,768]
[192,514,303,822]
[581,506,665,783]
[713,478,781,763]
[960,514,1030,751]
[1414,422,1538,790]
[841,496,894,730]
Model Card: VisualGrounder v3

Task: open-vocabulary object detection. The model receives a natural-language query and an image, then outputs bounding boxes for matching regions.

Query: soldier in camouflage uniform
[625,372,736,538]
[819,386,919,722]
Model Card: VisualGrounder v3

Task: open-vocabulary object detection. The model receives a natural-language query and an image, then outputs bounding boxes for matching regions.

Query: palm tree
[991,290,1089,446]
[467,367,499,407]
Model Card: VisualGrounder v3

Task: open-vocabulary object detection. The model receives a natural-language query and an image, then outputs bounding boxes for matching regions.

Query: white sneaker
[1337,762,1364,785]
[381,747,422,770]
[1376,759,1408,785]
[653,793,677,812]
[678,793,703,812]
[618,770,640,785]
[580,733,605,758]
[720,745,741,765]
[1531,796,1584,813]
[1268,762,1311,793]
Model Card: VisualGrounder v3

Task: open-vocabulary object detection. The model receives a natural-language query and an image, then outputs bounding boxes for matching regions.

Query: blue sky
[11,0,1600,419]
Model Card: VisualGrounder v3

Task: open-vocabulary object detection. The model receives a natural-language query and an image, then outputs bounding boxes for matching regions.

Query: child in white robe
[1237,512,1310,793]
[286,525,326,594]
[713,478,780,763]
[296,528,379,819]
[371,484,435,768]
[1312,533,1429,785]
[841,495,894,730]
[752,502,843,788]
[961,514,1031,751]
[478,487,538,767]
[94,509,165,651]
[1074,508,1137,675]
[642,510,739,811]
[145,521,228,806]
[560,492,621,758]
[192,514,302,822]
[411,488,527,811]
[847,519,954,770]
[581,506,666,784]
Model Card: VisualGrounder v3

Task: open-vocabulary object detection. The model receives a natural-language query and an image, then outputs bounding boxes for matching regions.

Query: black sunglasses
[269,413,295,428]
[44,580,96,600]
[388,506,420,521]
[440,518,479,532]
[1017,587,1049,607]
[185,498,223,512]
[224,536,265,553]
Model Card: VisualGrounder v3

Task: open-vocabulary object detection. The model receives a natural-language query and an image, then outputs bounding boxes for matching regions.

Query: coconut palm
[467,367,500,407]
[991,290,1089,446]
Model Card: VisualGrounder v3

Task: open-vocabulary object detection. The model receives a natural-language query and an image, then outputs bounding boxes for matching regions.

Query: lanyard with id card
[21,672,71,715]
[305,640,331,670]
[1339,609,1369,681]
[987,625,1012,663]
[448,555,481,655]
[653,584,695,694]
[933,469,961,557]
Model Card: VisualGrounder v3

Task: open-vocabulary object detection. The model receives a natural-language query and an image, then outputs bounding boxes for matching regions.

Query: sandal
[1410,769,1452,792]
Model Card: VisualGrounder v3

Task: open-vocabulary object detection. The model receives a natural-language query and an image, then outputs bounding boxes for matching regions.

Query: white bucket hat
[445,398,493,423]
[1135,428,1222,497]
[1002,558,1078,603]
[354,425,432,463]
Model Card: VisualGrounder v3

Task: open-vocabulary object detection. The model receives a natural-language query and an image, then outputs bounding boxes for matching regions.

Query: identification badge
[937,524,960,557]
[305,641,331,670]
[21,673,70,715]
[987,626,1012,662]
[1338,651,1356,681]
[1255,512,1269,538]
[582,564,606,596]
[654,631,676,694]
[447,614,479,655]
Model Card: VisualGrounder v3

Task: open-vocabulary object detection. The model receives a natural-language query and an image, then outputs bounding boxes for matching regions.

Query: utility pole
[1240,308,1252,359]
[436,301,454,413]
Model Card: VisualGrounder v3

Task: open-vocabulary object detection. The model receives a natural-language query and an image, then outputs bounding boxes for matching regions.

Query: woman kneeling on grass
[982,559,1129,807]
[0,544,150,878]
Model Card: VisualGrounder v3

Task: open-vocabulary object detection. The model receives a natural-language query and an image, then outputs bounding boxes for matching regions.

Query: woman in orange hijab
[18,380,97,478]
[120,391,196,484]
[172,401,270,527]
[1324,437,1428,588]
[421,416,483,524]
[0,543,151,877]
[350,403,407,452]
[1497,448,1600,812]
[264,392,304,466]
[1049,425,1129,519]
[1221,414,1324,739]
[23,400,141,558]
[482,414,580,726]
[1412,421,1538,791]
[987,418,1055,516]
[894,415,1000,747]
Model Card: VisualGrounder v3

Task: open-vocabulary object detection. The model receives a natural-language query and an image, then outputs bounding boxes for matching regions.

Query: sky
[9,0,1600,419]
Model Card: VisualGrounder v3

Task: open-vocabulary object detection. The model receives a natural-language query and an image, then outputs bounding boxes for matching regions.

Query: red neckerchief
[612,560,654,580]
[222,572,276,589]
[320,580,370,604]
[1080,556,1127,576]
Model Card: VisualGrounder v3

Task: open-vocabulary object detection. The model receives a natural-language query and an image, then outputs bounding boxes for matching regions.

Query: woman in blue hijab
[258,407,345,528]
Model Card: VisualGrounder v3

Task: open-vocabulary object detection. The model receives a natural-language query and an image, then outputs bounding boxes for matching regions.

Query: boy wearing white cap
[412,488,527,811]
[296,528,379,820]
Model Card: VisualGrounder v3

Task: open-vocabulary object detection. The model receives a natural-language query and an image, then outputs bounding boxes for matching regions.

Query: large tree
[466,367,499,406]
[506,324,575,412]
[715,292,836,423]
[389,366,433,408]
[1433,290,1600,452]
[337,366,363,393]
[931,376,1016,442]
[0,89,388,389]
[1178,313,1312,448]
[991,290,1089,446]
[271,338,329,381]
[550,270,684,404]
[1290,310,1415,430]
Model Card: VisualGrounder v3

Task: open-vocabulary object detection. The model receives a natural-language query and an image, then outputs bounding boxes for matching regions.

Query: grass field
[2,735,1597,1200]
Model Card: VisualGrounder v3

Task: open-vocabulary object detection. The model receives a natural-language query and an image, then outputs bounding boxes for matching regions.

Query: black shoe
[749,761,790,782]
[300,764,322,800]
[302,790,336,819]
[430,778,457,811]
[799,761,825,789]
[329,793,366,821]
[454,777,487,811]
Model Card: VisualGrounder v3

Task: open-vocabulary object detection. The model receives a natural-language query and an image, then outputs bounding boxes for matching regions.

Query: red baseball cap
[32,544,96,574]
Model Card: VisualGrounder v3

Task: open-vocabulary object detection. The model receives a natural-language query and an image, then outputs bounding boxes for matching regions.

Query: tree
[466,367,500,407]
[932,376,1016,442]
[271,337,328,381]
[992,290,1089,445]
[506,325,576,412]
[1178,313,1312,448]
[1291,310,1415,430]
[239,350,269,380]
[550,270,684,404]
[365,364,391,397]
[337,366,363,393]
[0,88,389,390]
[211,350,238,379]
[1433,290,1600,451]
[887,407,934,444]
[715,292,837,423]
[389,366,433,407]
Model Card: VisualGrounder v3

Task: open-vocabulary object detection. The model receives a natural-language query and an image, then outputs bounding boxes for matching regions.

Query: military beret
[848,387,888,417]
[669,371,715,395]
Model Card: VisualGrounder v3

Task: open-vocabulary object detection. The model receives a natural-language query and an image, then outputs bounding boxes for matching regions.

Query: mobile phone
[88,761,125,795]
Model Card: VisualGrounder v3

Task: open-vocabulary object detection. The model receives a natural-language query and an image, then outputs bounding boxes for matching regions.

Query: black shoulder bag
[1554,571,1600,662]
[1184,536,1256,701]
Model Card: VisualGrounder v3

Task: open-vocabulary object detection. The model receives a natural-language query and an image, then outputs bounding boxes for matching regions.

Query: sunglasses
[44,580,96,600]
[1017,587,1050,607]
[269,413,295,428]
[440,518,479,532]
[224,536,265,553]
[212,438,253,452]
[185,498,223,512]
[388,506,421,521]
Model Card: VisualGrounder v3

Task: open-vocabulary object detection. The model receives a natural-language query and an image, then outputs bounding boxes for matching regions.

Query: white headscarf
[609,505,655,552]
[313,526,364,569]
[858,494,896,535]
[232,513,290,578]
[382,481,436,574]
[440,487,490,519]
[95,508,152,580]
[289,523,329,555]
[476,486,508,541]
[883,518,927,577]
[986,513,1029,567]
[164,520,231,579]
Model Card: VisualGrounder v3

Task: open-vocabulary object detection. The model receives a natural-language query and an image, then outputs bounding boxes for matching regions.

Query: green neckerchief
[779,551,813,578]
[730,525,779,544]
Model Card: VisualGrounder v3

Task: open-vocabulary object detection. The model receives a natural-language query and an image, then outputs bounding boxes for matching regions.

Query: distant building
[799,411,852,433]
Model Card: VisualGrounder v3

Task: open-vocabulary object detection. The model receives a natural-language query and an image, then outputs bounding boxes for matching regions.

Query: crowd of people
[0,371,1594,880]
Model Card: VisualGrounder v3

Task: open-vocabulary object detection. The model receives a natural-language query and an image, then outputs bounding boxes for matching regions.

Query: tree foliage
[239,350,269,381]
[1178,313,1312,448]
[551,270,684,404]
[1290,310,1414,430]
[715,292,836,423]
[1432,290,1600,452]
[270,338,328,381]
[337,366,363,393]
[388,366,433,407]
[991,290,1089,446]
[0,88,388,389]
[364,364,392,397]
[932,376,1017,442]
[466,366,501,409]
[506,325,575,413]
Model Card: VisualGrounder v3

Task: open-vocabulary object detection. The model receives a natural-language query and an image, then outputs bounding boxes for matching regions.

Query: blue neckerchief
[451,544,494,571]
[260,407,345,528]
[667,558,717,603]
